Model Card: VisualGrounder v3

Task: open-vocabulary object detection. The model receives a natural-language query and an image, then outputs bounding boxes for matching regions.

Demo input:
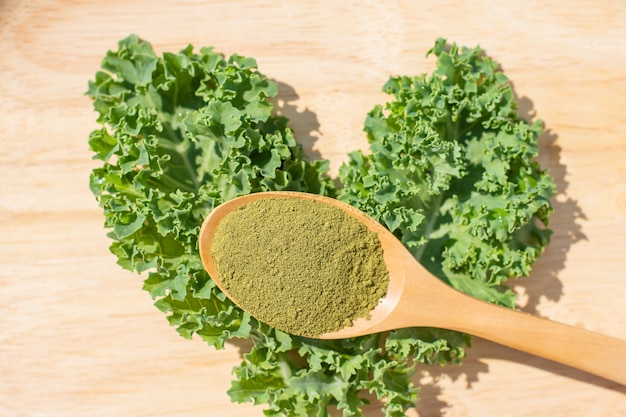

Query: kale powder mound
[210,197,389,337]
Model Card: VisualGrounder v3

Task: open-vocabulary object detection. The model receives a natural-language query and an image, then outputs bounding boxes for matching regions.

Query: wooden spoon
[199,191,626,385]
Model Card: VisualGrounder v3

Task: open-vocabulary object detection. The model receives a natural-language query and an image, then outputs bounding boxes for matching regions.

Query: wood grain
[1,1,625,416]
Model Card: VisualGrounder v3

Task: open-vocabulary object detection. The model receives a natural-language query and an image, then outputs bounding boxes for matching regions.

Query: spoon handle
[438,293,626,385]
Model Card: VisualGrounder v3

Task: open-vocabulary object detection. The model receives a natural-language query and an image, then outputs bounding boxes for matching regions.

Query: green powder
[210,197,389,337]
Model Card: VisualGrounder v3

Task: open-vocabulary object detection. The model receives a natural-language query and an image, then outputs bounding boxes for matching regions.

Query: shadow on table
[269,80,325,163]
[415,337,626,417]
[416,338,626,417]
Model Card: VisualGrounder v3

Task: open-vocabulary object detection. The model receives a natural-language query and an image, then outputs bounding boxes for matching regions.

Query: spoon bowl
[199,191,626,385]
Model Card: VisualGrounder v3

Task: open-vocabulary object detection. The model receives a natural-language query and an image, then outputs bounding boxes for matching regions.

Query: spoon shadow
[414,337,626,417]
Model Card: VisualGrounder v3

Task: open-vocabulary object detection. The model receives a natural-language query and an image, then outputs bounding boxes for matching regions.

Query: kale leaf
[339,38,556,307]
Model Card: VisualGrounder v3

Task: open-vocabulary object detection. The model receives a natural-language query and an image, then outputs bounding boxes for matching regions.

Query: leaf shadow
[270,80,325,162]
[414,358,487,417]
[226,336,253,358]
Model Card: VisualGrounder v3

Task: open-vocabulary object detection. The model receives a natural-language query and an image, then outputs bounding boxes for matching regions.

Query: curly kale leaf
[337,39,556,396]
[339,38,556,307]
[87,34,335,350]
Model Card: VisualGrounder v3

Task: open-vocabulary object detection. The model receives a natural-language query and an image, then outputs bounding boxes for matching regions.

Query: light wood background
[1,1,625,416]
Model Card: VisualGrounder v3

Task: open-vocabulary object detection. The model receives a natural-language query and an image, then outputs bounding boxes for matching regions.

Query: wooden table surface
[1,1,625,416]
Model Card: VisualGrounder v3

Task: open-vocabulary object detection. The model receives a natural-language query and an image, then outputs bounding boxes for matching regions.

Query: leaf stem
[414,192,444,262]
